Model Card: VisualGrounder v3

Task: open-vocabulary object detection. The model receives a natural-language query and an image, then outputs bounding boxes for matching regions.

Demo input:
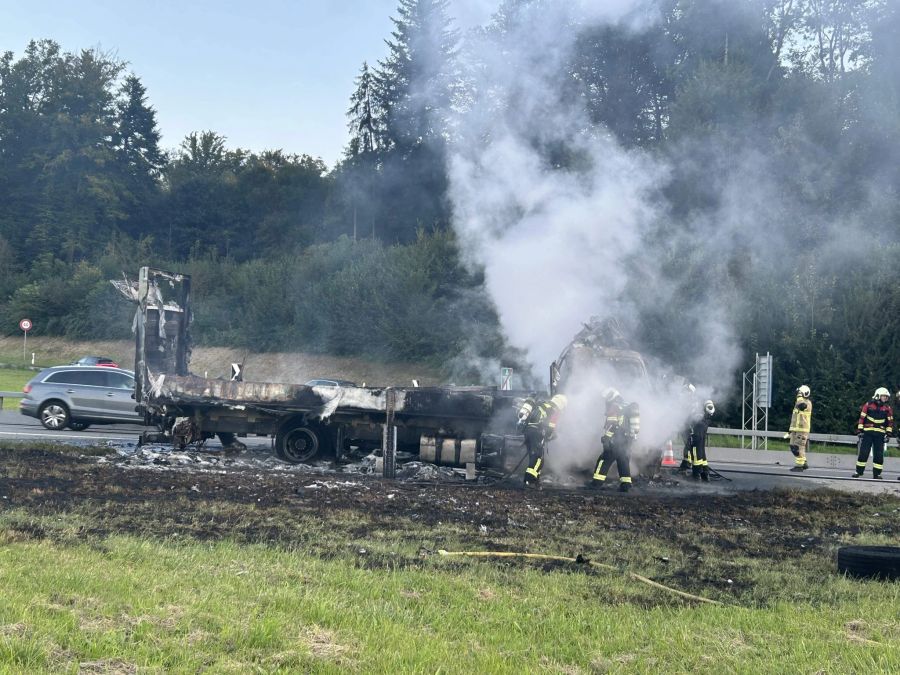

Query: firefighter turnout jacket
[522,398,561,438]
[857,400,894,436]
[602,400,639,442]
[789,396,812,433]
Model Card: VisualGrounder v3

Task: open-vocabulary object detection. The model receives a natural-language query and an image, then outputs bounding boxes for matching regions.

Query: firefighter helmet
[704,400,715,415]
[603,387,621,403]
[550,394,568,410]
[797,385,810,398]
[874,387,890,400]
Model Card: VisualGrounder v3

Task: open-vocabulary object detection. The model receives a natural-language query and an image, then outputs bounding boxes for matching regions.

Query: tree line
[1,0,898,432]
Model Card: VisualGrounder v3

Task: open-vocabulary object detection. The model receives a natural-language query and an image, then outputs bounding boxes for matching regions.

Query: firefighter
[678,383,699,472]
[592,388,639,492]
[854,387,893,479]
[519,393,567,486]
[687,400,715,481]
[788,385,812,472]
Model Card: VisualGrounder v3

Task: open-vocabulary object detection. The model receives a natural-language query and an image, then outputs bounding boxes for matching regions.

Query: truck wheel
[275,422,332,463]
[39,401,70,430]
[837,546,900,580]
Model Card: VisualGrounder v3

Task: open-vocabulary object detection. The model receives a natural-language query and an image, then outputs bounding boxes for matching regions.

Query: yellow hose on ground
[437,550,724,606]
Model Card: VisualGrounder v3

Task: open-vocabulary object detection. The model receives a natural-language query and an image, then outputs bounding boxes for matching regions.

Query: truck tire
[275,420,333,463]
[837,546,900,580]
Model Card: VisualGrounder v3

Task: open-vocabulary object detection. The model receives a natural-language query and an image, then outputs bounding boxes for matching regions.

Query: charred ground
[1,445,898,606]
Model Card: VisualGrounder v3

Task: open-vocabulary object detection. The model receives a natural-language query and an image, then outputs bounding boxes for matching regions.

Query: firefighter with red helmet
[854,388,893,479]
[518,393,568,486]
[591,388,639,492]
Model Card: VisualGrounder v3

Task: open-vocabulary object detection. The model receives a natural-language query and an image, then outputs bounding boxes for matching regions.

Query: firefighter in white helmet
[518,393,567,486]
[591,388,639,492]
[788,385,812,472]
[854,387,893,479]
[677,382,699,472]
[686,399,715,481]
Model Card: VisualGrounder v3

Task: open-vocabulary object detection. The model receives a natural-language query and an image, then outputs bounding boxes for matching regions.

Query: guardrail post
[382,387,396,479]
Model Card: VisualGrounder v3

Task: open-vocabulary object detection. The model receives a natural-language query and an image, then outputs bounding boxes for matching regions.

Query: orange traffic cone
[661,439,678,467]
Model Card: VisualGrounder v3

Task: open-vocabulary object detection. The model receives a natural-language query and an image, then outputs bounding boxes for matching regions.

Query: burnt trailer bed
[125,268,523,475]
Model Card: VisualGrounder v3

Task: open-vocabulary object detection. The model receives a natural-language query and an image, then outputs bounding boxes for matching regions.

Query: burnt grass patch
[1,446,899,603]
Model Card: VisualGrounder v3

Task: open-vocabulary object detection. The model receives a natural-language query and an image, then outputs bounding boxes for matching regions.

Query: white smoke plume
[445,0,740,475]
[450,1,669,367]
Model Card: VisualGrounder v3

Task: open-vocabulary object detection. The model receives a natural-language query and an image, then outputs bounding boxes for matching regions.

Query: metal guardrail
[0,390,24,408]
[709,426,896,448]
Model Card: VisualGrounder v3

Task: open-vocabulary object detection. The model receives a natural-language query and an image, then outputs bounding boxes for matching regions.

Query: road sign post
[18,319,32,362]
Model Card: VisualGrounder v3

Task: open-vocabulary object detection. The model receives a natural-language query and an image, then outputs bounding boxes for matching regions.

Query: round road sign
[19,318,32,331]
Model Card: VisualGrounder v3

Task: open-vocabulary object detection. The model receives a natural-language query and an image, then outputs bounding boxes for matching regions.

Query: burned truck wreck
[550,317,652,397]
[121,268,522,476]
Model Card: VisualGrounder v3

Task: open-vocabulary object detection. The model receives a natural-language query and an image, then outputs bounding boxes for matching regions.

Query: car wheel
[68,421,91,431]
[837,546,900,580]
[39,401,70,430]
[275,421,333,463]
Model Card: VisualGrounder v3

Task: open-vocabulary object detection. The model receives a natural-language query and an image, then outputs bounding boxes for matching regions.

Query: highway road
[0,409,145,443]
[0,410,273,451]
[672,445,900,495]
[1,409,898,494]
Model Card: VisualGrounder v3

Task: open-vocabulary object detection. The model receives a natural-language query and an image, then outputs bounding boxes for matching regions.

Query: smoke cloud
[439,1,738,470]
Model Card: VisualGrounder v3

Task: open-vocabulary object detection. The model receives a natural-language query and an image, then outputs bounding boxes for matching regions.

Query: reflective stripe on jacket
[526,400,560,432]
[603,402,624,438]
[789,397,812,433]
[857,401,894,434]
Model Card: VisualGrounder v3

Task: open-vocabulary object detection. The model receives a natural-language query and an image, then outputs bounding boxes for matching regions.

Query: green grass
[709,434,859,455]
[0,453,898,675]
[0,535,898,673]
[0,368,32,411]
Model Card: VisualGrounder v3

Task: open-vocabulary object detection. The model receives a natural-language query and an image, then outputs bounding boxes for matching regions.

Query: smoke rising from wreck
[443,1,734,469]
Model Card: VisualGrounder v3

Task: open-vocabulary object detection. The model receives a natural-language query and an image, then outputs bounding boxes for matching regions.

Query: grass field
[0,368,33,411]
[708,434,860,455]
[0,444,898,673]
[1,535,895,673]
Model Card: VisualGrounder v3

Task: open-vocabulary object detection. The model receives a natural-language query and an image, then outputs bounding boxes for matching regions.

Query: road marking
[0,431,136,441]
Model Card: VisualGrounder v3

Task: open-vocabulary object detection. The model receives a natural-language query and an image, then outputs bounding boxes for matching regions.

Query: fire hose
[436,549,724,605]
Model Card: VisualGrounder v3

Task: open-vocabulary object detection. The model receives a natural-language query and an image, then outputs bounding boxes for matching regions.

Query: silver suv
[19,366,142,431]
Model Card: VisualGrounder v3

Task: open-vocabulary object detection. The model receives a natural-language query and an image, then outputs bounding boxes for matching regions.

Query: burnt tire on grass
[837,546,900,581]
[275,420,334,464]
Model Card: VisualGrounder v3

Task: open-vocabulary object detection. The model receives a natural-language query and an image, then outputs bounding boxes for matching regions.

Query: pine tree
[356,0,461,242]
[116,74,164,179]
[375,0,460,154]
[346,61,380,158]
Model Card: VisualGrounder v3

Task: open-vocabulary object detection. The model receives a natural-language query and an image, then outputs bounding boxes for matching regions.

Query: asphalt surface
[2,409,898,495]
[682,445,900,496]
[0,409,272,451]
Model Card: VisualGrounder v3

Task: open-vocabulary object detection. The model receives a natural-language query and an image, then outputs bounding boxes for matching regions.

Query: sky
[1,0,493,168]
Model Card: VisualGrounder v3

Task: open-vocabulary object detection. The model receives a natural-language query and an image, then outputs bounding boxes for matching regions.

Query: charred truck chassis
[129,268,522,476]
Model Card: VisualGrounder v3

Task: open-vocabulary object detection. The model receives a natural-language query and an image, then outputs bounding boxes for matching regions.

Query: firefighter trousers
[592,441,632,485]
[690,436,708,479]
[789,431,809,466]
[524,427,547,483]
[856,432,885,478]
